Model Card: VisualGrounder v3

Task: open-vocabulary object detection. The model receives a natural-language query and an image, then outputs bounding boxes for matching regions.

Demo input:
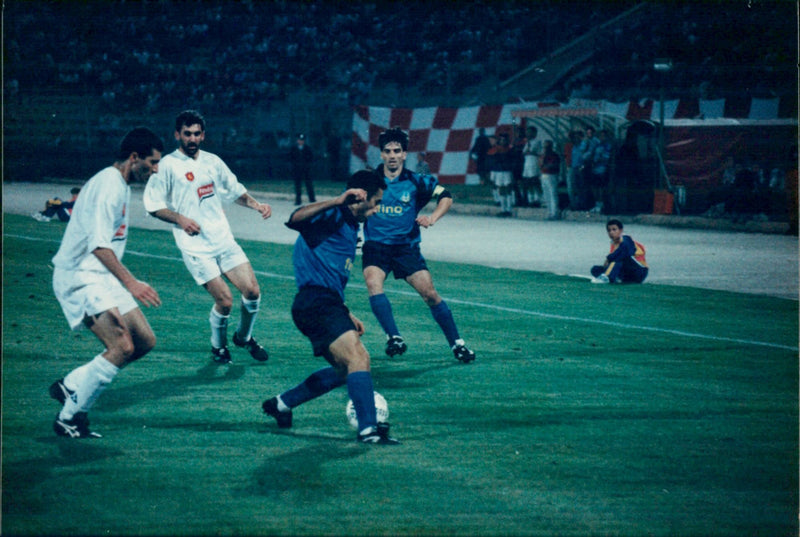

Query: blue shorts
[362,241,428,280]
[292,286,356,361]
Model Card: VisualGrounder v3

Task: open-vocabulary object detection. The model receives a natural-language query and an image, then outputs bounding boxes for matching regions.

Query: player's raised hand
[339,188,367,205]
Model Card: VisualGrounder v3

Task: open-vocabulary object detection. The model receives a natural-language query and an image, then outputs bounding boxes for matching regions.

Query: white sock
[276,395,291,412]
[59,354,119,420]
[63,359,95,392]
[209,306,229,349]
[236,296,260,341]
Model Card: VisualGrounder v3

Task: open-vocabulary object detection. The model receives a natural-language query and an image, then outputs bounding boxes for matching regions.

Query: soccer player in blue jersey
[261,170,399,444]
[363,127,476,363]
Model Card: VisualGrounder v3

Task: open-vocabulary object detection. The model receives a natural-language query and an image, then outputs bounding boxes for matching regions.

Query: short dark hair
[378,127,409,151]
[347,169,386,199]
[606,219,624,229]
[117,127,164,161]
[175,109,205,132]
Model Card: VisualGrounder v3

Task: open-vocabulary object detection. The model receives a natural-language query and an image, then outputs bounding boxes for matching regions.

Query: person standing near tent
[589,129,613,214]
[576,126,599,210]
[540,140,561,220]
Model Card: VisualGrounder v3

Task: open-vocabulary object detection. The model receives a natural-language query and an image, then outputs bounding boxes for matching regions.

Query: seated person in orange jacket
[32,187,81,222]
[591,219,648,283]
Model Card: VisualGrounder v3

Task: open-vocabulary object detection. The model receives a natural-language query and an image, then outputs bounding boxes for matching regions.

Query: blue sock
[369,294,401,337]
[281,367,345,408]
[430,300,459,347]
[347,371,376,432]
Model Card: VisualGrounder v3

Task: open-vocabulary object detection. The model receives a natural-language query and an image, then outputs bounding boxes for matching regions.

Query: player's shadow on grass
[97,362,246,412]
[12,441,124,485]
[4,442,125,519]
[242,442,366,498]
[371,361,464,390]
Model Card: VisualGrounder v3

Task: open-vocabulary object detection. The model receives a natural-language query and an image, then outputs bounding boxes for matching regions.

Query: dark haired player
[591,219,648,283]
[262,170,399,444]
[363,127,476,363]
[49,127,164,438]
[143,110,273,364]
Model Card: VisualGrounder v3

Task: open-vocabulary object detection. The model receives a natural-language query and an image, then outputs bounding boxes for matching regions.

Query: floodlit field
[2,213,797,536]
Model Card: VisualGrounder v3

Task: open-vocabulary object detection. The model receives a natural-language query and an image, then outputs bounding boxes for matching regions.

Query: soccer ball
[346,391,389,429]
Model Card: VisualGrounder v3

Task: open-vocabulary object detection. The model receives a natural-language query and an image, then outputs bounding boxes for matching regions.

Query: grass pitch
[2,213,797,536]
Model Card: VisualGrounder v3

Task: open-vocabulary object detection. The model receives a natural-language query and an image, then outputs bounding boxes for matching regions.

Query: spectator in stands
[540,140,561,220]
[32,187,81,222]
[290,133,316,205]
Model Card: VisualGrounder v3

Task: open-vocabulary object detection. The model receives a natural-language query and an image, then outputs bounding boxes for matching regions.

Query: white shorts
[53,268,138,330]
[181,243,250,285]
[490,171,513,187]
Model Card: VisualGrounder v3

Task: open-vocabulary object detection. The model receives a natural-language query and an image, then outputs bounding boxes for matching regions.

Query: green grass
[2,213,798,537]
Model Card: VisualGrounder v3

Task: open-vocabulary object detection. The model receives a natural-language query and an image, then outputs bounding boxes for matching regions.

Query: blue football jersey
[364,166,440,245]
[286,205,359,300]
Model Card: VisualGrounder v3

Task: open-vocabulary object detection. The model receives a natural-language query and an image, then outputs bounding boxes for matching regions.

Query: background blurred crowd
[5,1,795,111]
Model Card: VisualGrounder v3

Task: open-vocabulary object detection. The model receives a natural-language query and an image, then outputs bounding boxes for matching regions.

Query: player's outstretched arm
[235,193,272,219]
[92,247,161,307]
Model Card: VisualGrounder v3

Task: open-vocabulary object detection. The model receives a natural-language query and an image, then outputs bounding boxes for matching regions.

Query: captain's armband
[432,185,451,200]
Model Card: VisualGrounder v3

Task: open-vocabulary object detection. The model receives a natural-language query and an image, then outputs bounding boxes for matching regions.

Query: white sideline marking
[7,232,798,352]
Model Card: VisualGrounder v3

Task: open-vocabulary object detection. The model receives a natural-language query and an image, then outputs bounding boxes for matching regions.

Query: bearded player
[143,110,272,364]
[362,127,476,363]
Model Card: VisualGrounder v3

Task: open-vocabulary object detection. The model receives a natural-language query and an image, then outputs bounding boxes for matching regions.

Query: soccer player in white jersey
[49,127,164,438]
[143,110,272,364]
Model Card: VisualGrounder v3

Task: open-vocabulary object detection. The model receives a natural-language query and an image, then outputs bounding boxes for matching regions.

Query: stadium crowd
[6,1,794,111]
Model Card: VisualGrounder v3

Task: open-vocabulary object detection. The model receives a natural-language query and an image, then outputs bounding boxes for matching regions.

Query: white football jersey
[52,166,130,273]
[143,149,247,257]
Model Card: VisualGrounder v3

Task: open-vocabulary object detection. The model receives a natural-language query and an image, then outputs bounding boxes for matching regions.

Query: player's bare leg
[53,307,156,437]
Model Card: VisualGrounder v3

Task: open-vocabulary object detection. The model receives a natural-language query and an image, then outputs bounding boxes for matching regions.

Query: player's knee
[138,332,157,356]
[243,286,260,302]
[214,294,234,313]
[418,288,440,306]
[109,333,136,361]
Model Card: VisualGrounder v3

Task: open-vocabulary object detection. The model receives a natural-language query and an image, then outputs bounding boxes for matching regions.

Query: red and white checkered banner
[350,97,789,185]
